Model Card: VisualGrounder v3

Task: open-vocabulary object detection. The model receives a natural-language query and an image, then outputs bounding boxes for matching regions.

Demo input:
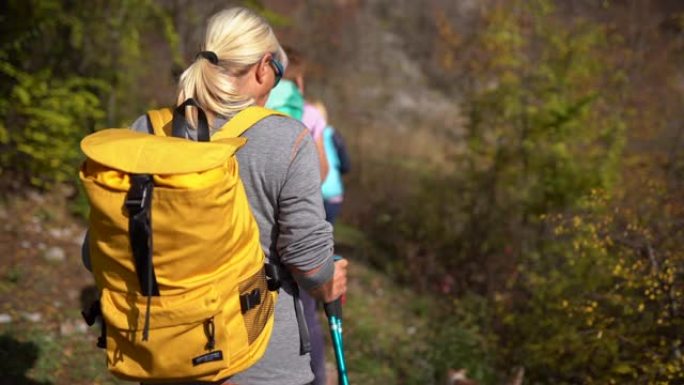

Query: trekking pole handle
[324,255,344,319]
[324,298,342,319]
[324,254,349,385]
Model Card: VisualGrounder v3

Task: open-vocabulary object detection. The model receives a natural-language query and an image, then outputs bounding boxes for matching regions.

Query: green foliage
[242,0,293,27]
[343,261,497,385]
[0,0,181,187]
[0,62,105,186]
[464,0,626,217]
[429,295,498,385]
[503,186,684,384]
[344,263,434,385]
[367,0,629,292]
[454,3,683,383]
[360,1,680,383]
[3,264,23,284]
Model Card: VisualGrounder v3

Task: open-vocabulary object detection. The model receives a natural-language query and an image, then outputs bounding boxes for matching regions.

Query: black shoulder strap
[172,98,210,142]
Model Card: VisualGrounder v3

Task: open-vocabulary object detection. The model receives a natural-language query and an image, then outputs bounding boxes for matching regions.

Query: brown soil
[0,187,113,384]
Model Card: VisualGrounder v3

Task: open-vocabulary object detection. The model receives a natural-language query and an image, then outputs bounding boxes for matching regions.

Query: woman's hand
[310,258,348,303]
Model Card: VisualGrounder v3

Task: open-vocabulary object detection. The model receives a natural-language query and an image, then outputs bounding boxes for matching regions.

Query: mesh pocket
[238,267,275,345]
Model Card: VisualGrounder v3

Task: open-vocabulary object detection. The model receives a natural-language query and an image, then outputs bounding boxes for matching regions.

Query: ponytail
[177,7,285,127]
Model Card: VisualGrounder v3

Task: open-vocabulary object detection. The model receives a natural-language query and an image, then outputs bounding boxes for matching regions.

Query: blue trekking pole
[324,298,349,385]
[324,256,349,385]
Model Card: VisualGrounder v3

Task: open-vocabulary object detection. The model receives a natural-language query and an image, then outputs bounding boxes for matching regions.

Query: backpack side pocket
[100,285,230,382]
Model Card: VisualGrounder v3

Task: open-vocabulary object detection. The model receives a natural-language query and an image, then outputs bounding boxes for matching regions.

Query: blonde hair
[177,7,286,126]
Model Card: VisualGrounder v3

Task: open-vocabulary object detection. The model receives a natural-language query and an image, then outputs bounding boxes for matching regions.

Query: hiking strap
[215,106,283,139]
[265,263,310,355]
[147,105,283,140]
[125,173,158,341]
[147,109,172,136]
[292,285,312,355]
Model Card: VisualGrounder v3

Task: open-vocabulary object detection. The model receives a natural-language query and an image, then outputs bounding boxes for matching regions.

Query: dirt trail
[0,188,110,384]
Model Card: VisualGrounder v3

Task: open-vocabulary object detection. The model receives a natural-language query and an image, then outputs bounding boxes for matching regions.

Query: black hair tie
[196,51,219,65]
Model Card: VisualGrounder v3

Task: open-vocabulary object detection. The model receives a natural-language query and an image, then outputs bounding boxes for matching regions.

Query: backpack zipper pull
[204,317,216,351]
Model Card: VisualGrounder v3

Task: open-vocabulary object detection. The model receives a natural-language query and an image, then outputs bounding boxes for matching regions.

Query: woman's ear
[255,54,272,87]
[251,54,275,106]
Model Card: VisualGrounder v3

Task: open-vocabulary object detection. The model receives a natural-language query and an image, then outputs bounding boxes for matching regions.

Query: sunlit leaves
[0,62,106,186]
[0,0,182,186]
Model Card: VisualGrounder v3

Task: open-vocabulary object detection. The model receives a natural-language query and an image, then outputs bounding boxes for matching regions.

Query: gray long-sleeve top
[99,112,334,385]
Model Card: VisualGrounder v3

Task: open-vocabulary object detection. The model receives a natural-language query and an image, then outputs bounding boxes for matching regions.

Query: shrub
[0,62,105,186]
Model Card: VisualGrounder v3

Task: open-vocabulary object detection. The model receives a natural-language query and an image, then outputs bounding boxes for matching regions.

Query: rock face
[60,319,88,336]
[43,246,66,262]
[22,312,42,323]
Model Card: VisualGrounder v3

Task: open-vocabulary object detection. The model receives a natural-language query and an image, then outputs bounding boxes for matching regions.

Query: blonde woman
[88,7,347,385]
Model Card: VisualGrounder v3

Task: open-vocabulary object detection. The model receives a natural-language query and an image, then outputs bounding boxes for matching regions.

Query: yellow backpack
[80,101,282,383]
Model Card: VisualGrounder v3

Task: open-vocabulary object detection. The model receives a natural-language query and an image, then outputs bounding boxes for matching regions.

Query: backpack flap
[81,128,246,175]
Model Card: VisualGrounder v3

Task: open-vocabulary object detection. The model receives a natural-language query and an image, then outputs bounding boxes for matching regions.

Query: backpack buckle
[265,263,281,291]
[81,300,107,349]
[81,300,101,326]
[240,289,262,313]
[125,174,153,214]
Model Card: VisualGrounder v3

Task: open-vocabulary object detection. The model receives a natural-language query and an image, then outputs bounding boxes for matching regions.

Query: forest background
[1,0,683,384]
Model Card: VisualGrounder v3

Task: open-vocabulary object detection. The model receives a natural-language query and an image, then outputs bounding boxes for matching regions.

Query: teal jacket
[321,126,346,200]
[265,80,304,120]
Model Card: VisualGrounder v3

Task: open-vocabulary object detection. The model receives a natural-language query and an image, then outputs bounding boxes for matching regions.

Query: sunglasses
[269,56,284,88]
